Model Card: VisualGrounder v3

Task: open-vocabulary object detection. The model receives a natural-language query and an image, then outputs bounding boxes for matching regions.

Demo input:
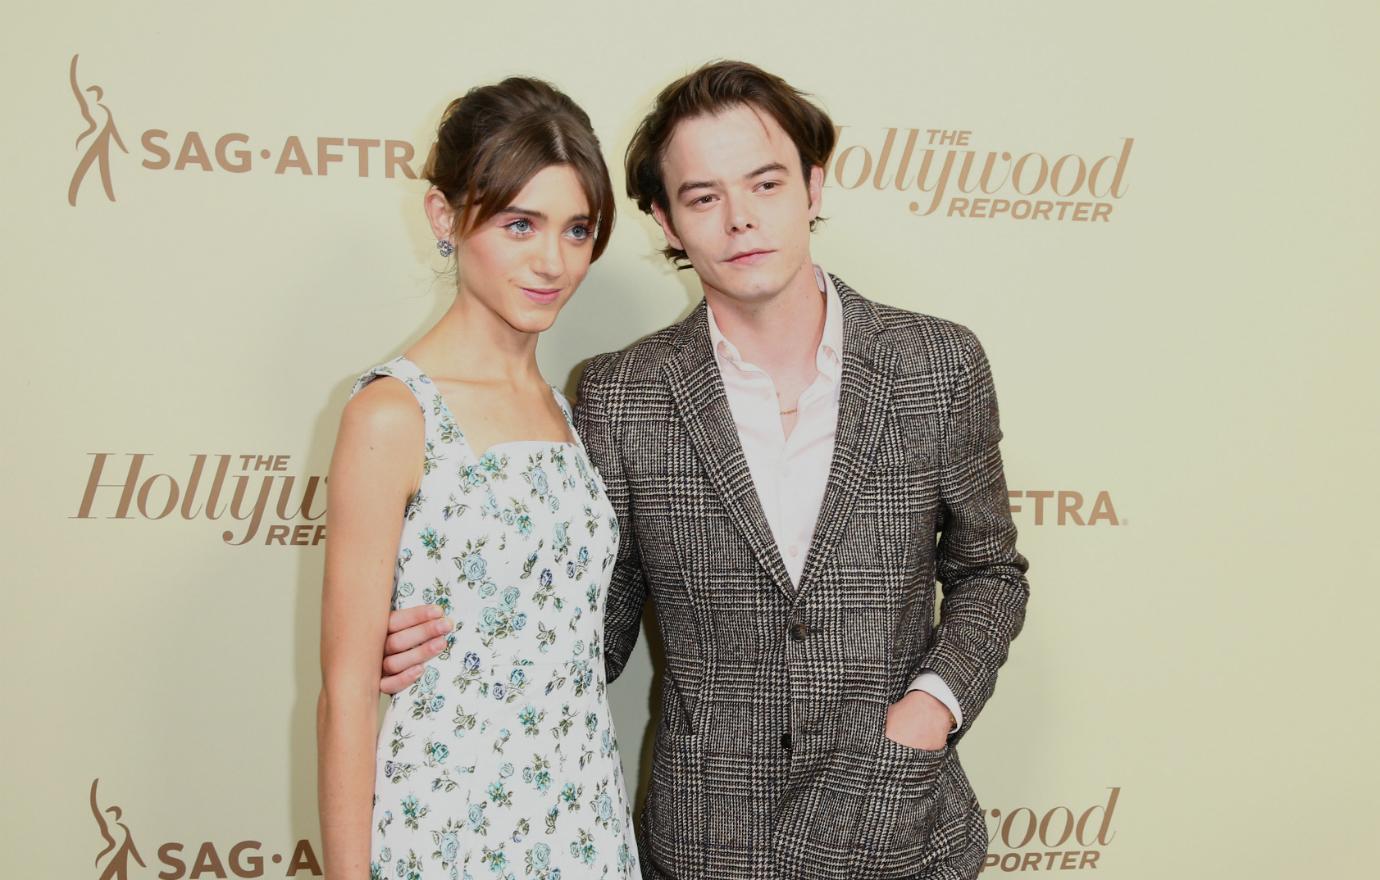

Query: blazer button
[780,733,793,752]
[788,622,809,642]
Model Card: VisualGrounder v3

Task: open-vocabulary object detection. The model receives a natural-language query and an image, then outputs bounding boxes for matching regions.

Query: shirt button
[788,545,800,557]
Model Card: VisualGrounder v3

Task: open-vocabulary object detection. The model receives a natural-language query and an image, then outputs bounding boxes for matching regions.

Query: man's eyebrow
[675,179,716,199]
[674,162,790,200]
[746,162,788,179]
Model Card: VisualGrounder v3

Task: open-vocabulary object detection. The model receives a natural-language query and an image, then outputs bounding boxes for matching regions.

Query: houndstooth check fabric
[574,276,1030,880]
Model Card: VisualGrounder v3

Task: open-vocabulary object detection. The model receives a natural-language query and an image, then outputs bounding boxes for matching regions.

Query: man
[379,61,1029,879]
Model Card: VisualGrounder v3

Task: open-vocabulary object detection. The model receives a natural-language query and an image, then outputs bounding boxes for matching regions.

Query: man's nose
[724,193,757,233]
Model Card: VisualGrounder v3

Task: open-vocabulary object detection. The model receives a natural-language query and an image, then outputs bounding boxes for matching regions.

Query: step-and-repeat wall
[3,2,1376,877]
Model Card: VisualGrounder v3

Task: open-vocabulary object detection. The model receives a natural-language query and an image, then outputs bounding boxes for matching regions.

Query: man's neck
[703,261,826,374]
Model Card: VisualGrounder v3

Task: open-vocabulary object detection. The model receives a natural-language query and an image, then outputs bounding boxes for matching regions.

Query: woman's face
[445,164,596,335]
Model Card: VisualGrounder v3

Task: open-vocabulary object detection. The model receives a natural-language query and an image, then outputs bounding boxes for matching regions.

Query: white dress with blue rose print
[355,357,639,880]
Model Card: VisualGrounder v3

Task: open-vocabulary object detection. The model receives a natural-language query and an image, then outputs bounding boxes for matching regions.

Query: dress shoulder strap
[550,386,574,421]
[351,358,474,476]
[351,355,456,435]
[352,356,428,408]
[551,386,584,443]
[553,385,598,463]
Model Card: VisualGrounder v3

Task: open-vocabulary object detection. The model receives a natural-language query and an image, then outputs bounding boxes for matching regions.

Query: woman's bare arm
[317,380,422,880]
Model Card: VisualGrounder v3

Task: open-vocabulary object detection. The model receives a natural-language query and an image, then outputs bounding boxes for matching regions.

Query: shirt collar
[705,264,844,381]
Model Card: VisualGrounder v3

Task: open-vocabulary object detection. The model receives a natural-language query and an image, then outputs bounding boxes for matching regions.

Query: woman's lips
[522,287,561,304]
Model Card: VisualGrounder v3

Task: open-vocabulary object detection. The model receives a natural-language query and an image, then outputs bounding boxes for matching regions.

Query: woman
[317,78,637,880]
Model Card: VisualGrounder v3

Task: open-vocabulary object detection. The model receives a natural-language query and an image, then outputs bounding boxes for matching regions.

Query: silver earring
[436,239,454,257]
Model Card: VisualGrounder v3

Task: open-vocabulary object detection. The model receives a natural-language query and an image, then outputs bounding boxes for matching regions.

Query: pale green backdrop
[2,1,1377,877]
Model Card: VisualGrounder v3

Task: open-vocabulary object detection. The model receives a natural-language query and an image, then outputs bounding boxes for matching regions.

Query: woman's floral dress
[355,357,639,880]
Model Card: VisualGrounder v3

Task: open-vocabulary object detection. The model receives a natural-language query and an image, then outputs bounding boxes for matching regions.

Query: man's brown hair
[425,77,616,261]
[624,60,837,267]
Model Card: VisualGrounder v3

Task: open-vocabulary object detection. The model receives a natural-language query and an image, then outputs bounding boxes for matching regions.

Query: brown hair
[624,60,837,267]
[424,78,616,261]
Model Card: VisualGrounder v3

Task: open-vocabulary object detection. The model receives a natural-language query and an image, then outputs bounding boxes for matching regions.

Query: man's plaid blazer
[574,276,1030,880]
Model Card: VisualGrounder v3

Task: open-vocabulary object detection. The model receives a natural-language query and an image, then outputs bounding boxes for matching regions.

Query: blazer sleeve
[575,355,648,683]
[921,327,1030,739]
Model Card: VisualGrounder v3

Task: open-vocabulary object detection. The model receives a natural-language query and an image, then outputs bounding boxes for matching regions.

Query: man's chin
[702,268,790,303]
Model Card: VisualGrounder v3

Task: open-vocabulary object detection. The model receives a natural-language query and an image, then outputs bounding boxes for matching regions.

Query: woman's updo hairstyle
[424,78,615,261]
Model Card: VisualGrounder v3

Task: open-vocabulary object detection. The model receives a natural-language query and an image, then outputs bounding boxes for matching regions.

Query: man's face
[652,104,823,308]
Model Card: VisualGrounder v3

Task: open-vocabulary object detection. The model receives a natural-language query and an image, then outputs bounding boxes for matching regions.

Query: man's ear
[424,186,458,243]
[650,201,686,254]
[807,164,824,222]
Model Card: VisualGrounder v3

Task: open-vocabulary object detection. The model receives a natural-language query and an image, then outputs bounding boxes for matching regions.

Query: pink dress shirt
[704,266,963,728]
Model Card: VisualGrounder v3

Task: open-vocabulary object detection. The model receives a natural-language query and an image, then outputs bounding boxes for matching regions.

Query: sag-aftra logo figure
[68,54,127,206]
[91,779,145,880]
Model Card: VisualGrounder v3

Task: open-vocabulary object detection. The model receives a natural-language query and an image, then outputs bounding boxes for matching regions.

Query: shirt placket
[781,370,836,578]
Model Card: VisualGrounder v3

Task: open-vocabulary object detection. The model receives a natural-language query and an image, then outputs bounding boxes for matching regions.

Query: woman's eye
[506,218,533,234]
[567,224,591,241]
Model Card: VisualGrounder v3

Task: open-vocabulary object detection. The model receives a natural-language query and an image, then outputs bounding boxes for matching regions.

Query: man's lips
[726,249,774,264]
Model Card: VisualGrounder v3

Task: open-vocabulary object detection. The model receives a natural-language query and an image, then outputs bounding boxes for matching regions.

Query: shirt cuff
[907,670,962,732]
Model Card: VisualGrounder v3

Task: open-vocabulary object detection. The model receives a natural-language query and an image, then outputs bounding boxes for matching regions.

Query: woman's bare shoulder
[337,377,424,457]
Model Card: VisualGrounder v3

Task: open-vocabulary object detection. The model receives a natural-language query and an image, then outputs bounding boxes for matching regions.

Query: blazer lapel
[663,302,796,601]
[796,281,895,600]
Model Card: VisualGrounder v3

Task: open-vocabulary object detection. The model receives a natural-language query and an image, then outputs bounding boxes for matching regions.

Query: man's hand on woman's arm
[380,605,451,695]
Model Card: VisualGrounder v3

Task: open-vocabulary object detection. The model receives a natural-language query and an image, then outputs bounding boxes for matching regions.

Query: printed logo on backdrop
[70,455,1124,544]
[981,788,1121,874]
[65,54,421,206]
[824,126,1134,223]
[1008,490,1122,526]
[90,779,321,879]
[68,55,128,206]
[73,453,327,547]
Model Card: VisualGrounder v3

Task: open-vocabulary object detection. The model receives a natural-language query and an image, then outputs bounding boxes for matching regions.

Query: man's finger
[382,637,449,676]
[384,614,452,655]
[380,665,424,696]
[387,604,444,633]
